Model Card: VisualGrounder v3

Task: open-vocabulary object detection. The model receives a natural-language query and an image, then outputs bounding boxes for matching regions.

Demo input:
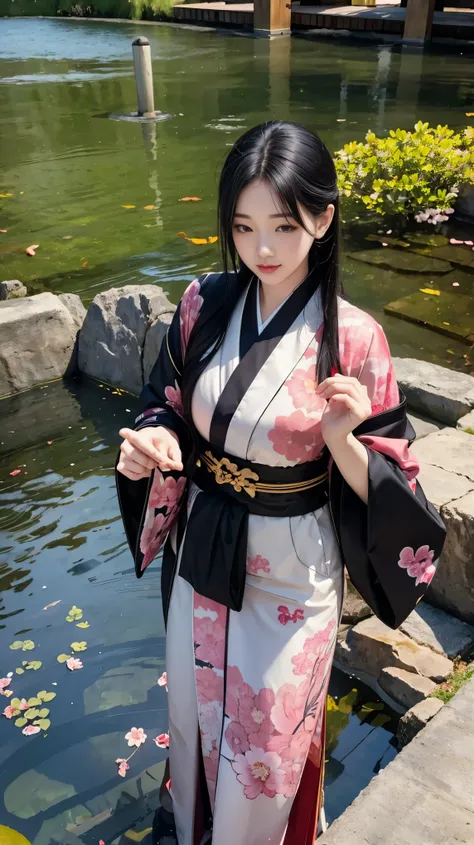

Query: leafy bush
[335,122,474,221]
[57,0,175,18]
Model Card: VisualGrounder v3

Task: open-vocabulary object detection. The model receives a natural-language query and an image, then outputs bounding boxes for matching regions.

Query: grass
[431,660,474,704]
[464,427,474,435]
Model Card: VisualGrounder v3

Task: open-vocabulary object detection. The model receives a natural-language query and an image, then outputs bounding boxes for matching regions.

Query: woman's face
[232,179,334,289]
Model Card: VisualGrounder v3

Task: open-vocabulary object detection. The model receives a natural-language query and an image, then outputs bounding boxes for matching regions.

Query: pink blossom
[203,747,219,807]
[116,758,130,778]
[180,280,204,354]
[22,725,41,736]
[195,667,224,703]
[279,756,304,798]
[398,546,436,586]
[125,727,147,747]
[303,346,316,359]
[158,672,168,688]
[66,657,83,671]
[194,617,226,670]
[247,554,271,576]
[0,678,11,691]
[226,665,255,722]
[18,698,29,711]
[225,721,250,755]
[291,620,337,678]
[239,687,275,748]
[149,473,186,511]
[3,704,16,719]
[164,382,184,418]
[268,410,324,463]
[285,366,326,414]
[231,747,283,799]
[153,733,170,748]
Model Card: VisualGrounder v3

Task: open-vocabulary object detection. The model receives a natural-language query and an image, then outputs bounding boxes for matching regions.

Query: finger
[120,428,166,465]
[166,441,183,472]
[123,457,153,477]
[318,381,361,401]
[116,461,149,481]
[328,394,361,414]
[316,375,359,394]
[121,440,157,469]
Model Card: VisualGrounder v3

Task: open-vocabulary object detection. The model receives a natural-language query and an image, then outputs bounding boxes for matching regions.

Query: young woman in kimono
[116,122,445,845]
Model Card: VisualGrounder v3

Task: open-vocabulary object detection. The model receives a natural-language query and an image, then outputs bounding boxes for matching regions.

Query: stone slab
[0,279,27,300]
[143,309,175,385]
[457,409,474,433]
[396,697,444,748]
[379,666,436,708]
[342,579,373,624]
[347,616,453,682]
[349,248,452,274]
[400,602,474,659]
[415,461,473,510]
[58,293,86,333]
[0,293,77,396]
[412,427,474,486]
[318,677,474,845]
[407,412,442,440]
[385,290,474,345]
[393,358,474,424]
[429,244,474,270]
[428,491,474,626]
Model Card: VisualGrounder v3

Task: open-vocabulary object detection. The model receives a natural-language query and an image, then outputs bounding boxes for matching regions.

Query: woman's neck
[258,262,310,323]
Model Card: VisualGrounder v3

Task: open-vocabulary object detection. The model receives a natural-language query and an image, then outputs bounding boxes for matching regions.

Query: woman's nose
[257,241,274,259]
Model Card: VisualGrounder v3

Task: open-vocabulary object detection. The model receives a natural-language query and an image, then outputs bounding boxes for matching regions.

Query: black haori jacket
[116,273,446,631]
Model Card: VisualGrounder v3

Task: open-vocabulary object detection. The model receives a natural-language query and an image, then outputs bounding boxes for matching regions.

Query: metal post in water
[132,37,155,117]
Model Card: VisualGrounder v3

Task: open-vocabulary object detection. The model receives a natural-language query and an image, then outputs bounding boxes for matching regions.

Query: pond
[0,17,473,369]
[0,377,399,844]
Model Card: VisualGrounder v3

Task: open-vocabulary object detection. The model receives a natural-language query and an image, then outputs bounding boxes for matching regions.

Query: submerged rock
[349,248,452,274]
[0,279,27,300]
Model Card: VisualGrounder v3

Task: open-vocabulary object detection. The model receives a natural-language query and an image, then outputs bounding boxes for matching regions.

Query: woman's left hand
[317,374,372,445]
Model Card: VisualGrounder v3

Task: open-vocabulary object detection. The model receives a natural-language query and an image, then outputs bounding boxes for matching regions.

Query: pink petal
[153,733,170,748]
[157,672,168,687]
[10,469,21,476]
[450,238,464,245]
[0,678,12,690]
[66,657,83,671]
[22,725,41,736]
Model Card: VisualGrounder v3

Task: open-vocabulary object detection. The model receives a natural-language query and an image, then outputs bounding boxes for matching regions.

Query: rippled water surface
[1,17,471,843]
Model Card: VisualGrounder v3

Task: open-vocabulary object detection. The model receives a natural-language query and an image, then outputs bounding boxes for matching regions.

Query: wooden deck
[173,1,474,39]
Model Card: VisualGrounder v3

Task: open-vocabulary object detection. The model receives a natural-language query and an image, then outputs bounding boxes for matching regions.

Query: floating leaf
[189,237,207,245]
[27,697,41,706]
[57,654,71,663]
[122,205,136,209]
[43,600,61,611]
[207,236,218,244]
[371,713,392,728]
[22,640,35,650]
[447,350,456,355]
[0,193,13,198]
[76,621,90,629]
[25,708,40,720]
[66,606,83,622]
[0,229,8,233]
[180,196,201,202]
[25,244,39,256]
[143,205,155,210]
[82,261,88,269]
[26,661,42,671]
[177,231,218,245]
[10,640,34,651]
[337,689,358,715]
[419,288,440,296]
[34,718,51,731]
[37,708,50,718]
[37,690,56,702]
[70,641,87,652]
[14,718,27,728]
[15,668,24,675]
[62,235,73,239]
[10,698,22,709]
[466,112,474,117]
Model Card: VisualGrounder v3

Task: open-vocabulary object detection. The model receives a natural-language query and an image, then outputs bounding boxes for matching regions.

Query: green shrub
[57,0,175,18]
[335,122,474,222]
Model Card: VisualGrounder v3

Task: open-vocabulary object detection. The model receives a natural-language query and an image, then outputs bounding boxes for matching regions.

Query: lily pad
[33,718,51,731]
[76,622,90,629]
[37,708,50,718]
[371,713,392,728]
[37,691,56,702]
[385,290,474,343]
[10,698,22,709]
[70,641,87,653]
[57,654,71,663]
[24,708,40,720]
[14,718,27,728]
[25,661,42,670]
[10,641,25,650]
[349,248,452,275]
[27,697,41,706]
[15,668,24,675]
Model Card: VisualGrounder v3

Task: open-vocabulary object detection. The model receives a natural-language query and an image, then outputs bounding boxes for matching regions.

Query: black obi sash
[178,440,329,612]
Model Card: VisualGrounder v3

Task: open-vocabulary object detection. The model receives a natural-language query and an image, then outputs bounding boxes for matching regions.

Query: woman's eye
[277,225,296,233]
[234,224,252,233]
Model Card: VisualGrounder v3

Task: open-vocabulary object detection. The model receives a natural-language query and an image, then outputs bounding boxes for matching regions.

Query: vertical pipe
[132,37,155,117]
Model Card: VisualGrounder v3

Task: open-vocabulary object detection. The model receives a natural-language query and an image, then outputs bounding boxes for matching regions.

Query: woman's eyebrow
[234,212,291,219]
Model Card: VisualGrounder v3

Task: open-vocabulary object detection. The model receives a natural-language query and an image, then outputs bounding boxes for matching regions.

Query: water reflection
[0,379,398,843]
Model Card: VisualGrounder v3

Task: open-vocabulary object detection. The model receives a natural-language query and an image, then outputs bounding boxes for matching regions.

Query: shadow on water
[0,378,399,843]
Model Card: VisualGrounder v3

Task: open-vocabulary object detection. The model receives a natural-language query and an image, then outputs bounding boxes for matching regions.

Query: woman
[116,122,445,845]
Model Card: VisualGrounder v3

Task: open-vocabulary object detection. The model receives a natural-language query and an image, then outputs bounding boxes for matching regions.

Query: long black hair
[182,121,343,435]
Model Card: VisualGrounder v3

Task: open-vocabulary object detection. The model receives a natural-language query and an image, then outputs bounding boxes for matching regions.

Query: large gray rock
[396,697,444,748]
[407,412,442,440]
[78,285,175,395]
[428,491,474,625]
[379,666,436,708]
[400,602,474,659]
[393,358,474,425]
[58,293,86,333]
[0,280,27,300]
[342,578,373,625]
[412,427,474,507]
[347,616,453,681]
[143,309,175,384]
[0,293,78,396]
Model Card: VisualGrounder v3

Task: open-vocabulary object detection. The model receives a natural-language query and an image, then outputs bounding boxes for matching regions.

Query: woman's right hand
[117,426,183,480]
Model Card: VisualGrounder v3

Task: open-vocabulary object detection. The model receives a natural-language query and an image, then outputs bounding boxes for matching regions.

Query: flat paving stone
[400,602,474,659]
[385,290,474,345]
[349,248,452,274]
[379,666,436,708]
[394,359,474,425]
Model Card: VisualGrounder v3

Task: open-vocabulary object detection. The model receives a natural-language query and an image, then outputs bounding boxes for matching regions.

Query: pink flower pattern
[164,382,184,418]
[149,474,186,511]
[278,605,304,625]
[285,365,326,415]
[232,747,284,799]
[268,410,324,463]
[398,545,436,586]
[139,472,186,572]
[246,554,271,576]
[180,279,204,355]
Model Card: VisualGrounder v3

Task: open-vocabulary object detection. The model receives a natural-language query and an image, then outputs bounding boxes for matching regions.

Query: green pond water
[0,17,473,845]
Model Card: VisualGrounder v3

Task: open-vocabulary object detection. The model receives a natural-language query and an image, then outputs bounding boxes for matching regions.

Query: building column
[254,0,291,39]
[403,0,436,42]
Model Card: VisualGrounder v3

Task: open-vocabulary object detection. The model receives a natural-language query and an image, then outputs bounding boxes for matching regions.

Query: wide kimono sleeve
[115,279,204,578]
[330,320,446,630]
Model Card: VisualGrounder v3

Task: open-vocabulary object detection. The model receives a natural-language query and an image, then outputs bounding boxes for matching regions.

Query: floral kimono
[116,272,445,845]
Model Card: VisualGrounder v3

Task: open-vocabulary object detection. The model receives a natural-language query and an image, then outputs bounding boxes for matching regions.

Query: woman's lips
[257,264,281,274]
